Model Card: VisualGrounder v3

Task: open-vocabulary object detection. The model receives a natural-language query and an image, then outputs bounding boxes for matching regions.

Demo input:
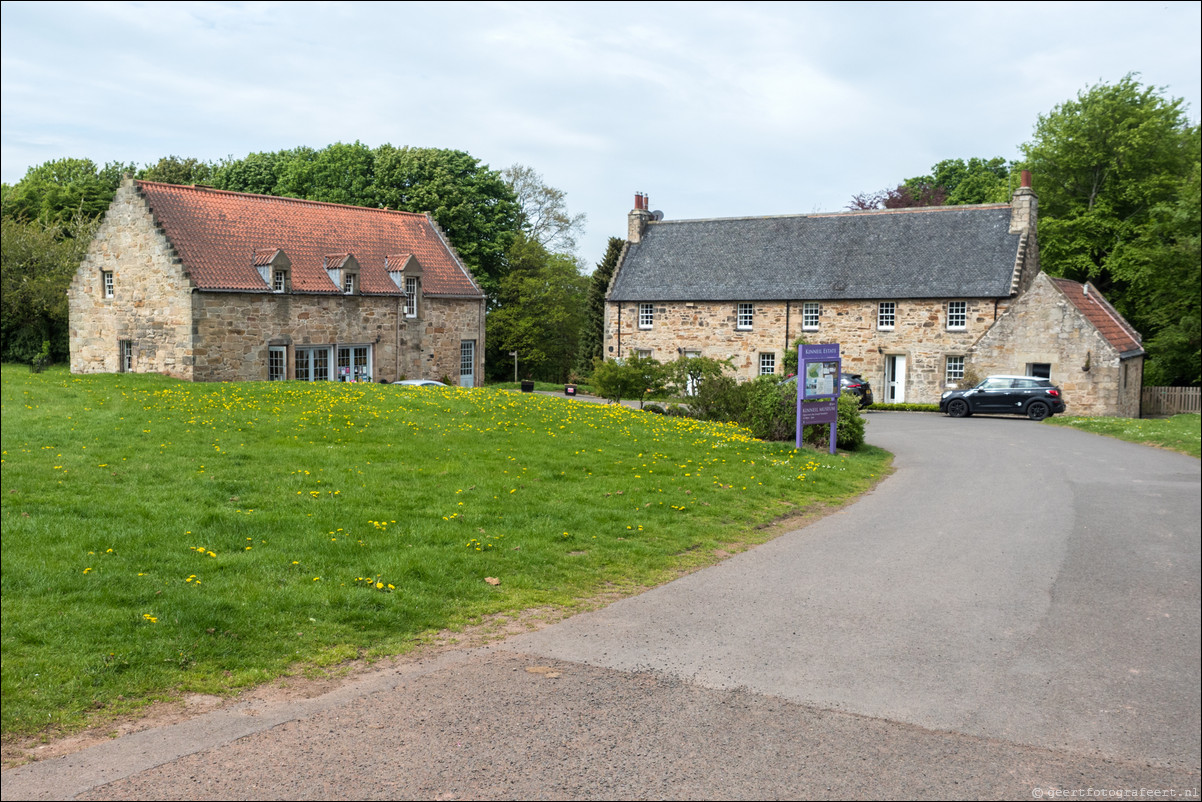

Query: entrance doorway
[884,354,907,403]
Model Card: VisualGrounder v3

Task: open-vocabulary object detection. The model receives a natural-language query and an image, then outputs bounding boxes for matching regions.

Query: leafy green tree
[1,158,131,224]
[374,146,519,299]
[850,157,1013,210]
[275,142,378,206]
[1022,74,1200,385]
[575,237,624,376]
[503,164,586,253]
[590,354,663,403]
[1,215,97,363]
[665,354,731,397]
[212,149,293,195]
[138,156,216,186]
[485,234,588,382]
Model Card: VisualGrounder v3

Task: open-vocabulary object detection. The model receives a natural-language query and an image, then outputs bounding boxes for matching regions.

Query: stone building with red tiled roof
[69,179,486,384]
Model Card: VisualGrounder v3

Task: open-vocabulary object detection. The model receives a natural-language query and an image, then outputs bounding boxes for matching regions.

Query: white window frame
[736,303,754,330]
[268,346,287,381]
[638,303,654,330]
[343,273,356,295]
[460,340,476,384]
[295,346,332,382]
[878,302,896,331]
[404,277,418,318]
[336,344,372,382]
[119,340,132,372]
[273,270,287,293]
[947,301,967,331]
[635,348,652,359]
[802,302,820,331]
[945,355,965,384]
[759,352,776,376]
[103,271,114,299]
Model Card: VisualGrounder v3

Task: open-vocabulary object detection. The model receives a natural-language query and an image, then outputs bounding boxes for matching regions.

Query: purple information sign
[796,343,841,454]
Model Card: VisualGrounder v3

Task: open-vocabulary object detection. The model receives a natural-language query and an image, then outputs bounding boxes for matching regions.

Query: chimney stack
[628,191,653,243]
[1009,171,1037,234]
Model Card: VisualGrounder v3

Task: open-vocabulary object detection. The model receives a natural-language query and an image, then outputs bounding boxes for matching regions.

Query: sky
[2,0,1200,265]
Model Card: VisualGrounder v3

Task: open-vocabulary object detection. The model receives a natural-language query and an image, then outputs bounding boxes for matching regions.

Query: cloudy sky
[2,1,1199,263]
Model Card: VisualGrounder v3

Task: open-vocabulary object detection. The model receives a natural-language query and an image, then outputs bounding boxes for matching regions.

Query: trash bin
[520,380,534,393]
[565,384,577,396]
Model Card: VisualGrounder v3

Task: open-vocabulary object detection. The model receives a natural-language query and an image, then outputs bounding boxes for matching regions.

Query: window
[878,302,895,330]
[802,302,820,331]
[945,355,965,384]
[268,346,287,381]
[337,345,371,381]
[736,303,754,330]
[273,270,287,293]
[295,347,331,381]
[1027,363,1051,379]
[638,303,654,329]
[343,273,356,295]
[947,301,967,330]
[635,349,652,359]
[118,340,132,372]
[759,352,776,375]
[460,340,476,387]
[405,277,418,318]
[103,271,114,299]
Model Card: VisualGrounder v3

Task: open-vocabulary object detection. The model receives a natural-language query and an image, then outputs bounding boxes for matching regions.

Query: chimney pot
[1021,170,1032,188]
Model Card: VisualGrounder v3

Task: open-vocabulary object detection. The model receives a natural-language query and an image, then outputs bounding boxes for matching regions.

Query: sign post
[796,343,841,454]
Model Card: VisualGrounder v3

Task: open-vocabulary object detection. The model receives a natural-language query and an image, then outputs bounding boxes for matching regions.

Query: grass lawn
[1044,413,1201,458]
[1,366,891,738]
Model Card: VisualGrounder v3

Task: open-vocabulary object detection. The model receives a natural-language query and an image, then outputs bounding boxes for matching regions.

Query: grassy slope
[1,366,890,737]
[1044,414,1201,458]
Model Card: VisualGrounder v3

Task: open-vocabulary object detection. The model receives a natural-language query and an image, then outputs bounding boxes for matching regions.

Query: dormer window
[387,254,423,317]
[324,253,359,295]
[254,248,291,293]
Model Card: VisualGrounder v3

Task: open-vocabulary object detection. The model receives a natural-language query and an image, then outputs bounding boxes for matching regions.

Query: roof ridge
[135,180,431,220]
[647,203,1010,226]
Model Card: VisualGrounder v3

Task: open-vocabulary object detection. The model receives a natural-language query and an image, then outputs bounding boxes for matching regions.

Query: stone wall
[969,273,1143,417]
[605,297,1004,404]
[191,292,405,382]
[69,181,196,378]
[416,297,486,386]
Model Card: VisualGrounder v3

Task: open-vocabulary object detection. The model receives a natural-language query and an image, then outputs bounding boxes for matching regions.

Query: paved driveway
[3,412,1198,800]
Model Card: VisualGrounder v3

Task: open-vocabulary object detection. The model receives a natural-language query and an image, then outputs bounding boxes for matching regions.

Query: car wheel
[947,399,970,418]
[1027,401,1050,421]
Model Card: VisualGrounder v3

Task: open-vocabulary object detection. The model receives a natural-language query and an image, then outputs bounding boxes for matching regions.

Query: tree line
[850,75,1199,387]
[2,75,1198,386]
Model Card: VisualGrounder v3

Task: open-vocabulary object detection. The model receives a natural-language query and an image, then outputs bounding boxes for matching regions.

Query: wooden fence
[1141,386,1201,417]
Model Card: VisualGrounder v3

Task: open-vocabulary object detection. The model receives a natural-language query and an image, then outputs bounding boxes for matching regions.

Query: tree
[485,234,588,382]
[503,164,586,253]
[1,215,97,363]
[374,146,519,300]
[1,158,131,224]
[212,149,293,196]
[1022,74,1200,384]
[850,157,1014,210]
[138,156,216,186]
[575,237,624,376]
[590,354,664,404]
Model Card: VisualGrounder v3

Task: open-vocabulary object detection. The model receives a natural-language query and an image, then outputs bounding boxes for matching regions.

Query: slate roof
[609,205,1022,302]
[1051,277,1144,357]
[134,181,482,297]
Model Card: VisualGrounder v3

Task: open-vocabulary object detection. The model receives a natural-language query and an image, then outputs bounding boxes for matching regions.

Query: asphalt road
[3,412,1199,800]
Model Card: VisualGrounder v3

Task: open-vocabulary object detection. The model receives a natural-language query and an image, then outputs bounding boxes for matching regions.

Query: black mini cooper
[940,375,1067,421]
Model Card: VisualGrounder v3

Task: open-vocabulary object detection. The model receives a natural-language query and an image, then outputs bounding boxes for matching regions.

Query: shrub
[744,375,795,441]
[591,355,664,404]
[801,394,865,450]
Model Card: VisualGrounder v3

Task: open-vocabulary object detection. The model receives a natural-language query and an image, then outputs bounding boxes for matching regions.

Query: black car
[841,373,874,408]
[783,372,874,408]
[940,375,1066,421]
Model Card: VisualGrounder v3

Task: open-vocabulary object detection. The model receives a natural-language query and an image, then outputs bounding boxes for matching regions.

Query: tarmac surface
[2,411,1199,800]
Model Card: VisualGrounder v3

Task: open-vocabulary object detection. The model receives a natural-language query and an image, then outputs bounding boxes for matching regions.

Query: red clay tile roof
[134,181,482,297]
[1051,277,1144,356]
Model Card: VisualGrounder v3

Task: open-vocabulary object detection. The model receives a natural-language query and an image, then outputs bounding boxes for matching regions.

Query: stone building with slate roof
[605,174,1144,416]
[69,179,486,385]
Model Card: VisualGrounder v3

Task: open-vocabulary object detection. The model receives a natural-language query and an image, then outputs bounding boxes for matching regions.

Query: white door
[683,350,702,396]
[885,355,907,403]
[460,341,475,388]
